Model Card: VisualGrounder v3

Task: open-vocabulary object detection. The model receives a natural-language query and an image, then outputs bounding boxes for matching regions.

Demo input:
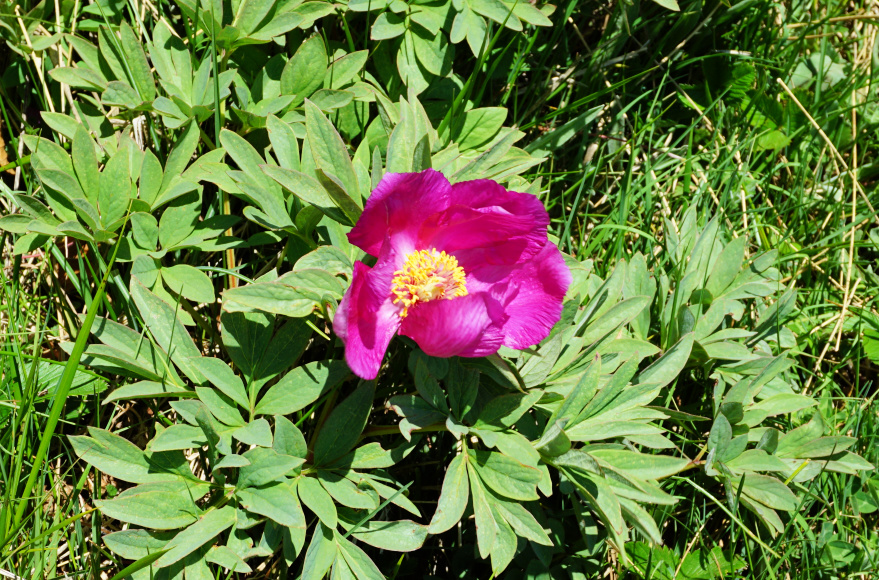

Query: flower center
[391,249,468,317]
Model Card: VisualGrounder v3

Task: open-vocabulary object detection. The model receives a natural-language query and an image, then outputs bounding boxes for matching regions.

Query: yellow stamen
[391,249,468,317]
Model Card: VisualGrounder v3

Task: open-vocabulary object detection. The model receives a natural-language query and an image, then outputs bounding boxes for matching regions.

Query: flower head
[333,169,571,380]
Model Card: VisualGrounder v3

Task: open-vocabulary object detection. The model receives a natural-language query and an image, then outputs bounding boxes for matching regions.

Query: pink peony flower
[333,169,572,380]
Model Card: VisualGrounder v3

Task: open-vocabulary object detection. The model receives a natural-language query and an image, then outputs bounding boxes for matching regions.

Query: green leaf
[151,424,208,451]
[95,482,203,529]
[467,462,499,558]
[451,107,507,150]
[274,416,308,458]
[726,449,789,473]
[511,1,553,26]
[38,168,87,203]
[103,81,142,109]
[161,122,199,194]
[220,128,282,196]
[344,438,419,469]
[310,89,354,112]
[348,0,389,10]
[626,542,678,580]
[261,164,349,223]
[214,455,249,469]
[49,66,108,90]
[316,168,363,225]
[476,389,542,428]
[446,361,479,421]
[232,0,274,35]
[26,134,73,174]
[428,453,469,534]
[71,198,101,232]
[590,449,690,480]
[130,212,158,249]
[14,233,49,255]
[195,387,244,427]
[636,332,694,388]
[469,0,521,30]
[233,418,273,447]
[580,295,652,346]
[336,532,385,580]
[360,474,421,517]
[154,506,237,568]
[740,473,799,511]
[222,268,344,317]
[298,475,338,528]
[72,126,100,206]
[295,246,354,278]
[567,469,627,546]
[679,546,747,579]
[103,529,175,559]
[318,472,377,510]
[0,215,34,234]
[325,50,368,89]
[130,278,205,383]
[650,0,680,10]
[205,545,252,573]
[238,448,305,488]
[534,421,572,458]
[350,520,427,552]
[706,236,748,298]
[69,427,183,484]
[396,31,431,95]
[282,35,327,101]
[489,508,517,575]
[371,12,406,39]
[387,395,446,440]
[267,114,301,171]
[187,357,249,409]
[162,264,216,304]
[158,190,201,249]
[411,27,453,77]
[220,311,273,381]
[304,100,361,209]
[237,481,306,527]
[551,356,601,426]
[493,500,552,545]
[413,358,449,413]
[13,193,61,226]
[470,449,541,501]
[119,22,156,101]
[313,381,375,466]
[255,360,350,416]
[301,524,337,580]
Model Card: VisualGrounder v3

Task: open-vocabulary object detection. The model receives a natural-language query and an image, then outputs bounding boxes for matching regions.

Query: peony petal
[465,242,571,350]
[500,243,571,348]
[333,248,404,380]
[399,293,507,359]
[348,169,452,257]
[422,179,550,267]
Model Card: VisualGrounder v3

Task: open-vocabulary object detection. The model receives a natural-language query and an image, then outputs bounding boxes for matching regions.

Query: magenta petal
[347,169,452,257]
[422,180,550,267]
[399,293,507,358]
[476,243,571,349]
[333,252,403,380]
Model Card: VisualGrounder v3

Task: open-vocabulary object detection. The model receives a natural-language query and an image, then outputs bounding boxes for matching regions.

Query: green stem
[359,423,447,440]
[0,154,30,173]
